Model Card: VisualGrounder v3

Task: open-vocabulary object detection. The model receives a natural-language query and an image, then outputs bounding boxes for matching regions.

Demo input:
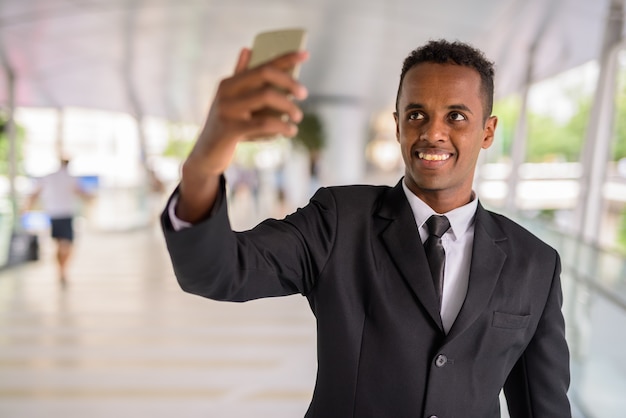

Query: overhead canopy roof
[0,0,620,124]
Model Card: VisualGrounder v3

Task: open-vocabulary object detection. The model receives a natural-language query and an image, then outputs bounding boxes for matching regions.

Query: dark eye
[449,112,466,121]
[408,112,425,121]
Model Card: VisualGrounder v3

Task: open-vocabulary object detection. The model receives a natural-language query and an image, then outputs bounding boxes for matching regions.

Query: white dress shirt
[168,194,191,231]
[401,181,477,334]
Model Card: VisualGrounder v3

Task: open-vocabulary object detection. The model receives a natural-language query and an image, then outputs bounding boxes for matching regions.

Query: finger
[223,87,304,123]
[254,66,308,101]
[261,50,309,73]
[222,67,308,105]
[255,50,309,98]
[239,116,299,141]
[223,51,309,100]
[234,48,251,74]
[209,114,298,144]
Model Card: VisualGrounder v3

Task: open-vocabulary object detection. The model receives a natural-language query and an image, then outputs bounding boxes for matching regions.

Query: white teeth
[418,152,450,161]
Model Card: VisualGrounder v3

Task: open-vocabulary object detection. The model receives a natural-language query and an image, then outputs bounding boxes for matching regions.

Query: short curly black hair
[395,39,495,120]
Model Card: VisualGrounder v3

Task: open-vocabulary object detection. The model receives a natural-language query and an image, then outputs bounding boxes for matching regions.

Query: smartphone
[247,28,308,136]
[248,28,308,78]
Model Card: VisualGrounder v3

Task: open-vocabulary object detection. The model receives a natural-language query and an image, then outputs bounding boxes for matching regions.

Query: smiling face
[394,62,497,213]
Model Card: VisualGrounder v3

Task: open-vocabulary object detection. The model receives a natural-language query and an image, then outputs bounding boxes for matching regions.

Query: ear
[481,116,497,149]
[393,112,400,142]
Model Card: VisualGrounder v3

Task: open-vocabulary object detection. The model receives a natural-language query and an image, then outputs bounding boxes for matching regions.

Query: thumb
[234,48,251,74]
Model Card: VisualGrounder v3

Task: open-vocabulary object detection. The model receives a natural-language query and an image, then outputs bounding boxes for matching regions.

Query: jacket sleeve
[161,177,337,302]
[503,251,572,417]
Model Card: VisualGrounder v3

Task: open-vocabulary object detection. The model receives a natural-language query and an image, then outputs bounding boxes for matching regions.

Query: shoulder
[311,184,394,210]
[480,206,556,254]
[322,183,393,197]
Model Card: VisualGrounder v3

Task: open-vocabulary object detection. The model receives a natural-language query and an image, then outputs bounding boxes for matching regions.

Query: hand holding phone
[175,30,309,223]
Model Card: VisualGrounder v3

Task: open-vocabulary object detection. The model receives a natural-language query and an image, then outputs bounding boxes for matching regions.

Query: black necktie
[424,215,451,309]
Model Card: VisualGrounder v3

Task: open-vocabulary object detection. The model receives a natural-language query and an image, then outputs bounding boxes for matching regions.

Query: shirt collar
[401,179,478,241]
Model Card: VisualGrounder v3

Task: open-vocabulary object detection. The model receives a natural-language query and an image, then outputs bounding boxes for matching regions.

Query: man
[26,158,89,286]
[161,40,571,417]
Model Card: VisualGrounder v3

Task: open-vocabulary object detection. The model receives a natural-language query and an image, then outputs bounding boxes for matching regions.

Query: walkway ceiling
[0,0,621,124]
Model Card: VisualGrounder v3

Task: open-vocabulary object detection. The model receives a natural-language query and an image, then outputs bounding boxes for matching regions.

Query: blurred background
[0,0,625,417]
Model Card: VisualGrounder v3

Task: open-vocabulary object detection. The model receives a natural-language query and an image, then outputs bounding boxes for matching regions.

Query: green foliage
[162,138,193,160]
[0,117,26,176]
[612,73,626,160]
[493,91,591,163]
[522,67,626,163]
[618,206,626,254]
[162,123,196,160]
[526,94,590,162]
[294,112,325,152]
[492,95,521,157]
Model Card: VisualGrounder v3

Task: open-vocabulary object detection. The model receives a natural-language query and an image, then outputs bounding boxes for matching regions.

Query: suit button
[428,415,438,418]
[435,354,447,367]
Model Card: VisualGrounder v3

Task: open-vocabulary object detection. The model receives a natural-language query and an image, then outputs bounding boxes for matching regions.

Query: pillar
[578,0,624,243]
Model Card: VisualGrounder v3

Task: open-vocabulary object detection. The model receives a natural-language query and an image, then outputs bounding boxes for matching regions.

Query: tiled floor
[0,219,317,418]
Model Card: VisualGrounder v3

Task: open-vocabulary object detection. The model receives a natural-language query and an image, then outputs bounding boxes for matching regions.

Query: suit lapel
[446,203,507,341]
[376,181,444,331]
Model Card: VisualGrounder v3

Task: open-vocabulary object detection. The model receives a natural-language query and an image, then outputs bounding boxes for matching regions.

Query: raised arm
[176,48,309,224]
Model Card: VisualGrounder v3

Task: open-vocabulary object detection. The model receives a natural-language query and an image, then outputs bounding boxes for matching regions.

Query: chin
[409,174,445,189]
[407,178,445,193]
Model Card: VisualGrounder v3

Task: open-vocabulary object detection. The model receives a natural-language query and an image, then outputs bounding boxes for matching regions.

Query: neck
[411,188,473,214]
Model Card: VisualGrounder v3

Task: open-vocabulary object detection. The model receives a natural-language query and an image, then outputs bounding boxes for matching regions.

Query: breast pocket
[492,311,530,329]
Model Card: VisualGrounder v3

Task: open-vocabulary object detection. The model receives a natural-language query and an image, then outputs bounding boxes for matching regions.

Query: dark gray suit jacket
[162,178,571,418]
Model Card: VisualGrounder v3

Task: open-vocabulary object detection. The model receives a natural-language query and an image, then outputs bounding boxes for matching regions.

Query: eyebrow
[403,103,474,115]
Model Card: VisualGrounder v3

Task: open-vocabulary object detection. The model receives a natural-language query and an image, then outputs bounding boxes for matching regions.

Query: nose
[419,118,448,143]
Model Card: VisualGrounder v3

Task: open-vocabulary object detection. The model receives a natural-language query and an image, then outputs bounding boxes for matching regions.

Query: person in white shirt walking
[26,158,90,286]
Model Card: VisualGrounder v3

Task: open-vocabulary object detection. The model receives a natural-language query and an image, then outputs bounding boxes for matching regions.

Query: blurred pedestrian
[25,158,90,286]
